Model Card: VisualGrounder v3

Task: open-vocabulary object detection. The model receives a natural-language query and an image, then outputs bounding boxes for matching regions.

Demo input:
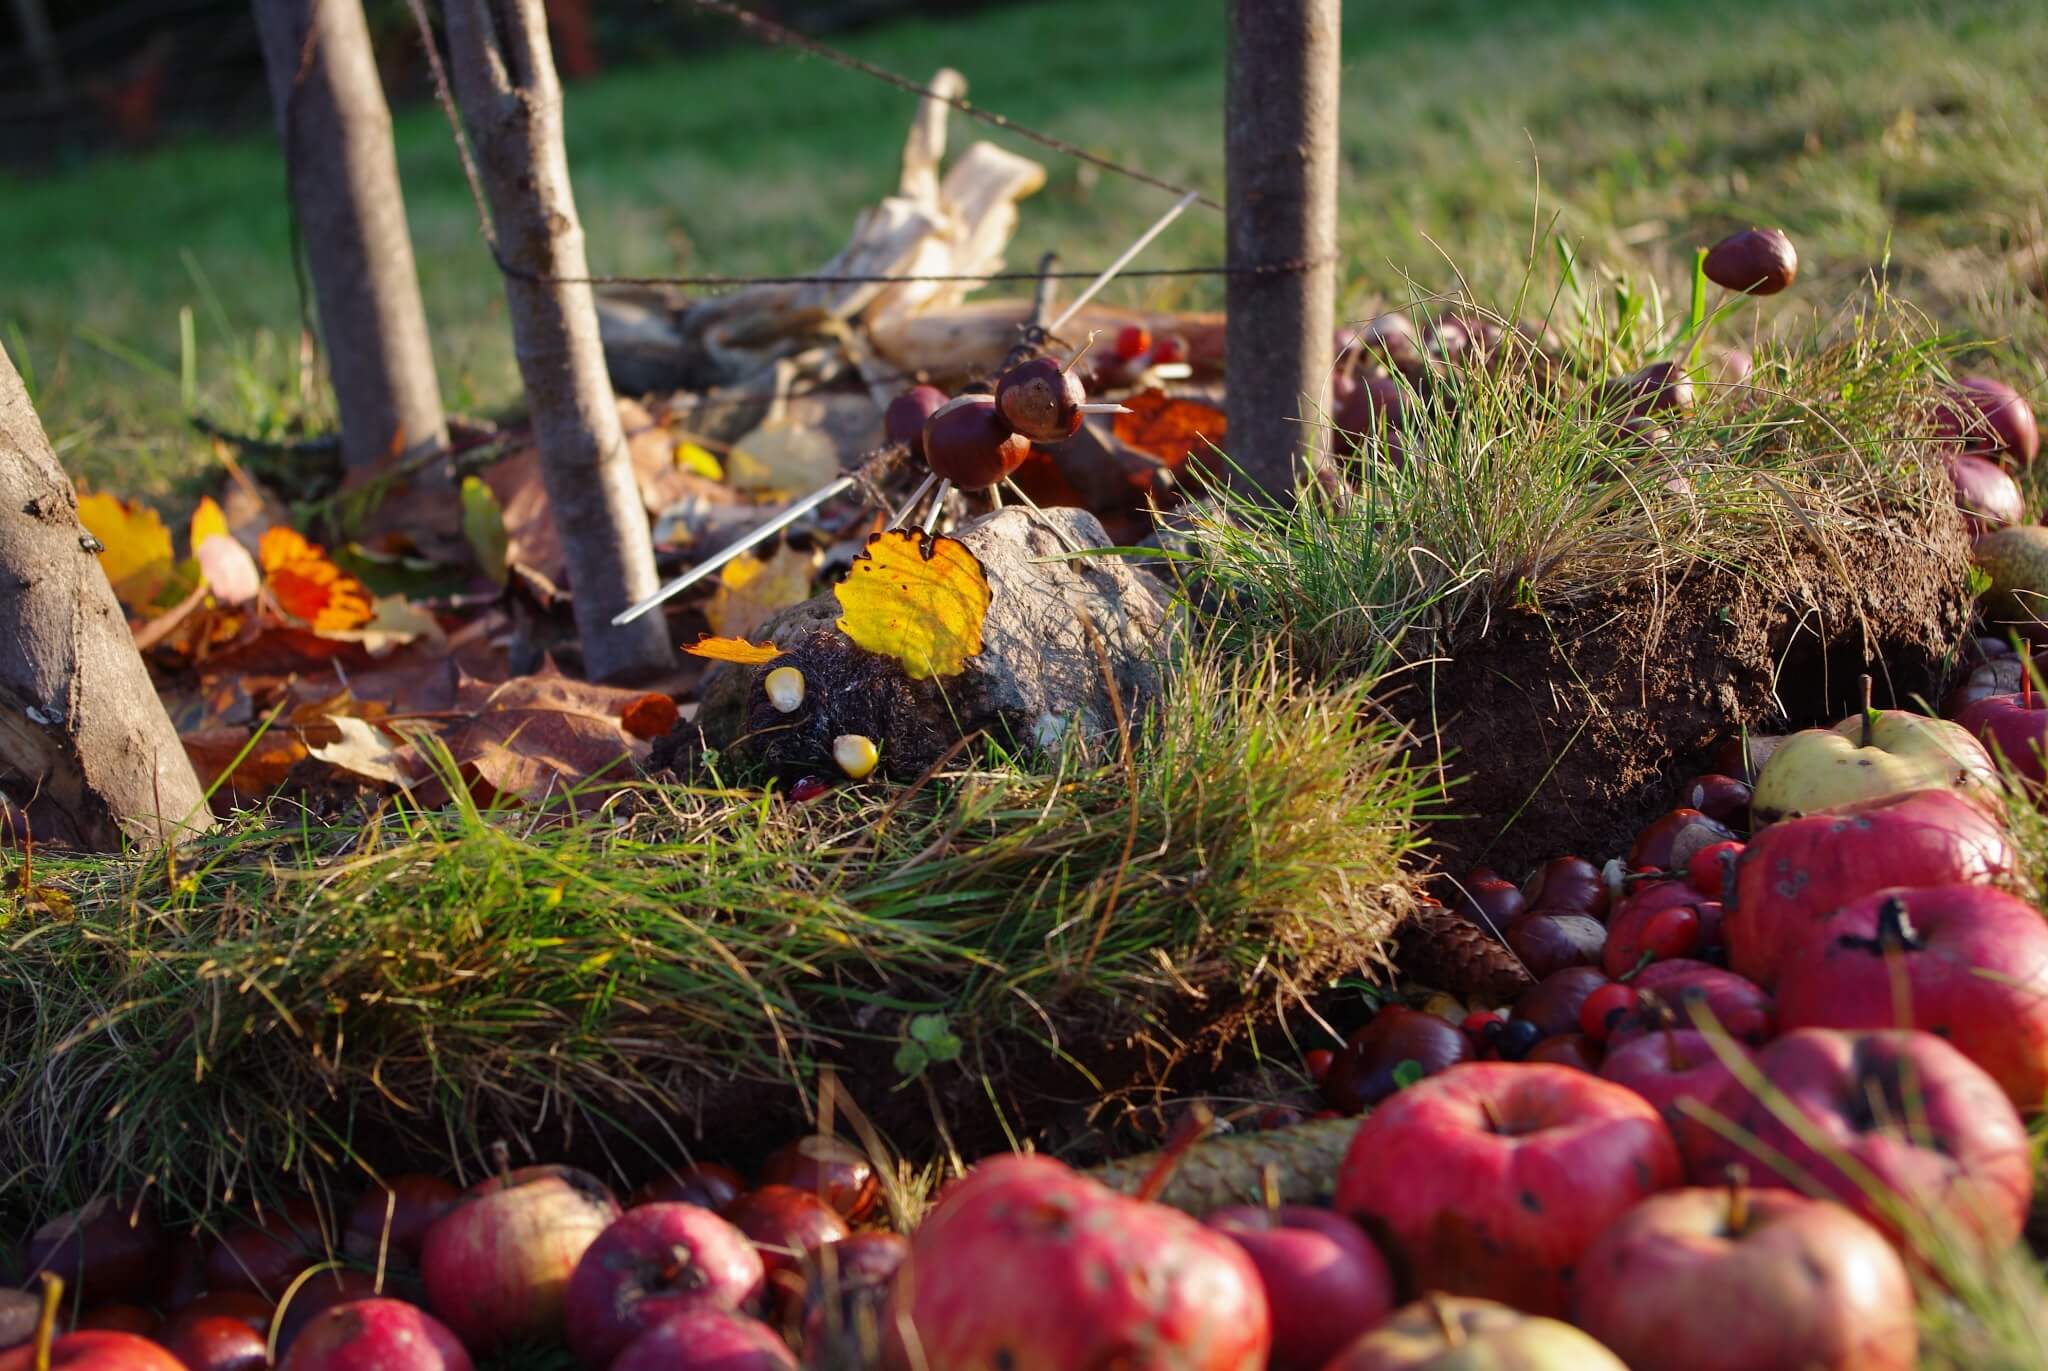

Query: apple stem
[33,1272,60,1371]
[1260,1163,1282,1216]
[491,1138,512,1185]
[1725,1164,1750,1235]
[1428,1293,1465,1347]
[1873,895,1923,954]
[1477,1098,1504,1134]
[1134,1103,1214,1204]
[1859,674,1875,748]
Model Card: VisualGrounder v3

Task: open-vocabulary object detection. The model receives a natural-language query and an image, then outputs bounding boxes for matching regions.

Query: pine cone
[1395,902,1532,1005]
[1088,1117,1360,1214]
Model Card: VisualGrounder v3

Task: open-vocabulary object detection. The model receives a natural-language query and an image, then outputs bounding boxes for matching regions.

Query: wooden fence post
[1224,0,1341,501]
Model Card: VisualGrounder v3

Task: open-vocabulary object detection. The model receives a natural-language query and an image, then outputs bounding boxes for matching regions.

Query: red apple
[792,1232,907,1366]
[1519,855,1607,917]
[27,1198,164,1307]
[1321,1006,1471,1113]
[157,1316,268,1371]
[1603,880,1717,977]
[1206,1206,1395,1371]
[1960,689,2048,788]
[1608,960,1773,1047]
[1774,885,2048,1111]
[564,1204,765,1370]
[610,1308,794,1371]
[719,1187,848,1280]
[630,1164,745,1212]
[345,1175,459,1264]
[1683,1028,2032,1252]
[279,1299,471,1371]
[0,1330,185,1371]
[1334,1062,1681,1317]
[1572,1184,1916,1371]
[1525,1032,1602,1071]
[205,1200,324,1300]
[273,1269,380,1355]
[1600,1026,1754,1142]
[755,1137,878,1222]
[1506,912,1606,979]
[163,1295,271,1337]
[1725,788,2014,986]
[1320,1295,1626,1369]
[419,1164,621,1351]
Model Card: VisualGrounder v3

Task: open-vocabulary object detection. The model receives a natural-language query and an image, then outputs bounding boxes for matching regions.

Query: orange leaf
[684,635,784,665]
[1113,388,1227,469]
[259,525,374,633]
[620,693,680,740]
[832,529,988,680]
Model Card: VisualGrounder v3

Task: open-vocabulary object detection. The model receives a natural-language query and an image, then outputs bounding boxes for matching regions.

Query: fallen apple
[26,1198,163,1309]
[1572,1182,1916,1371]
[205,1199,325,1299]
[273,1269,381,1356]
[563,1203,765,1371]
[1774,886,2048,1112]
[1959,673,2048,788]
[610,1307,795,1371]
[1334,1062,1680,1317]
[1750,683,1998,825]
[1725,787,2015,986]
[157,1316,268,1371]
[1319,1294,1627,1370]
[278,1299,472,1371]
[1682,1028,2032,1253]
[0,1279,184,1371]
[792,1232,907,1368]
[1206,1204,1394,1371]
[1599,1025,1754,1142]
[418,1162,621,1351]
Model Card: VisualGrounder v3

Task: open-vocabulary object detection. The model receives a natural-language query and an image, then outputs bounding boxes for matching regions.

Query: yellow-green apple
[1774,886,2048,1112]
[1680,1028,2032,1253]
[1571,1184,1915,1371]
[1750,688,1998,825]
[1725,787,2014,986]
[1319,1295,1627,1370]
[1334,1062,1679,1317]
[419,1164,621,1351]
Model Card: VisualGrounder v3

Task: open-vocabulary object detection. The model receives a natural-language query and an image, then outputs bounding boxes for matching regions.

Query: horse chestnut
[884,386,948,461]
[1703,227,1798,296]
[921,394,1032,491]
[995,358,1086,443]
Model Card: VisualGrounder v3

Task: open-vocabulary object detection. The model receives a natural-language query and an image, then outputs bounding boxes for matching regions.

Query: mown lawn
[3,0,2044,498]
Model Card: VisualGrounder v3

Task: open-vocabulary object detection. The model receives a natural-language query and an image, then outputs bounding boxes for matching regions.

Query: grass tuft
[0,641,1431,1225]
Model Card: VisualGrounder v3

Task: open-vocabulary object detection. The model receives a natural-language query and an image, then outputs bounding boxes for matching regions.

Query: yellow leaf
[707,542,815,640]
[675,441,724,481]
[726,419,838,497]
[189,495,230,551]
[76,490,174,610]
[683,635,784,664]
[833,529,989,680]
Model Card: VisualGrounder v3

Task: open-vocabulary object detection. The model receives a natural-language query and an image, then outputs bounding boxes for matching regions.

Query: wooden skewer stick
[888,472,939,529]
[1047,191,1199,336]
[1076,402,1133,415]
[922,480,954,535]
[611,475,856,625]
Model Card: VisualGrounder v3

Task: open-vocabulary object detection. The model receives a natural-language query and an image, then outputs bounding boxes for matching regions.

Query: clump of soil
[1389,499,1974,881]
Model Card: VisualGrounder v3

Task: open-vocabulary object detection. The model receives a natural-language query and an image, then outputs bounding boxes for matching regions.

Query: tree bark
[0,344,213,851]
[253,0,450,480]
[1225,0,1341,502]
[443,0,672,682]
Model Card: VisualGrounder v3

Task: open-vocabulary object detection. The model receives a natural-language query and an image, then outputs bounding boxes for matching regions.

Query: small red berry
[1459,1011,1500,1042]
[1303,1048,1336,1084]
[1114,325,1152,361]
[1578,983,1638,1042]
[1687,840,1744,897]
[1151,335,1187,365]
[1640,905,1702,962]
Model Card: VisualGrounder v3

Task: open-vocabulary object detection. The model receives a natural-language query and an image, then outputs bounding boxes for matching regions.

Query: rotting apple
[1334,1062,1680,1317]
[1682,1028,2032,1253]
[279,1299,472,1371]
[1725,787,2015,987]
[563,1203,765,1371]
[610,1307,795,1371]
[1206,1205,1394,1371]
[1749,681,1999,825]
[418,1161,621,1352]
[886,1153,1269,1371]
[1959,671,2048,789]
[273,1269,382,1356]
[1571,1181,1915,1371]
[1774,886,2048,1112]
[0,1279,184,1371]
[1319,1294,1627,1371]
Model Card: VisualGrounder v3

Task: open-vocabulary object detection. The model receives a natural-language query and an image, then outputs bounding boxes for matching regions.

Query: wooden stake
[1225,0,1341,502]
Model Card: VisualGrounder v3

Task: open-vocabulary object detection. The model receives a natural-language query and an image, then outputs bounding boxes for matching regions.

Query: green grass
[0,644,1431,1225]
[3,0,2044,501]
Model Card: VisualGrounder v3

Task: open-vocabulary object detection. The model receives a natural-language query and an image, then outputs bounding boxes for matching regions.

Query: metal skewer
[611,475,856,625]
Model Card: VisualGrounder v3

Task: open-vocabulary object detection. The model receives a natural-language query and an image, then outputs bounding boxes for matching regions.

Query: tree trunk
[443,0,672,682]
[1224,0,1341,502]
[0,344,213,851]
[253,0,450,481]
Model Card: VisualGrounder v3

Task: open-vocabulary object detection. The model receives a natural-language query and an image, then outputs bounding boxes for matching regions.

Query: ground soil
[1388,499,1976,883]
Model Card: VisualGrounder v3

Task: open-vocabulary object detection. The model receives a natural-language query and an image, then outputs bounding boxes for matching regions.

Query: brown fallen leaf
[308,716,411,788]
[414,667,656,809]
